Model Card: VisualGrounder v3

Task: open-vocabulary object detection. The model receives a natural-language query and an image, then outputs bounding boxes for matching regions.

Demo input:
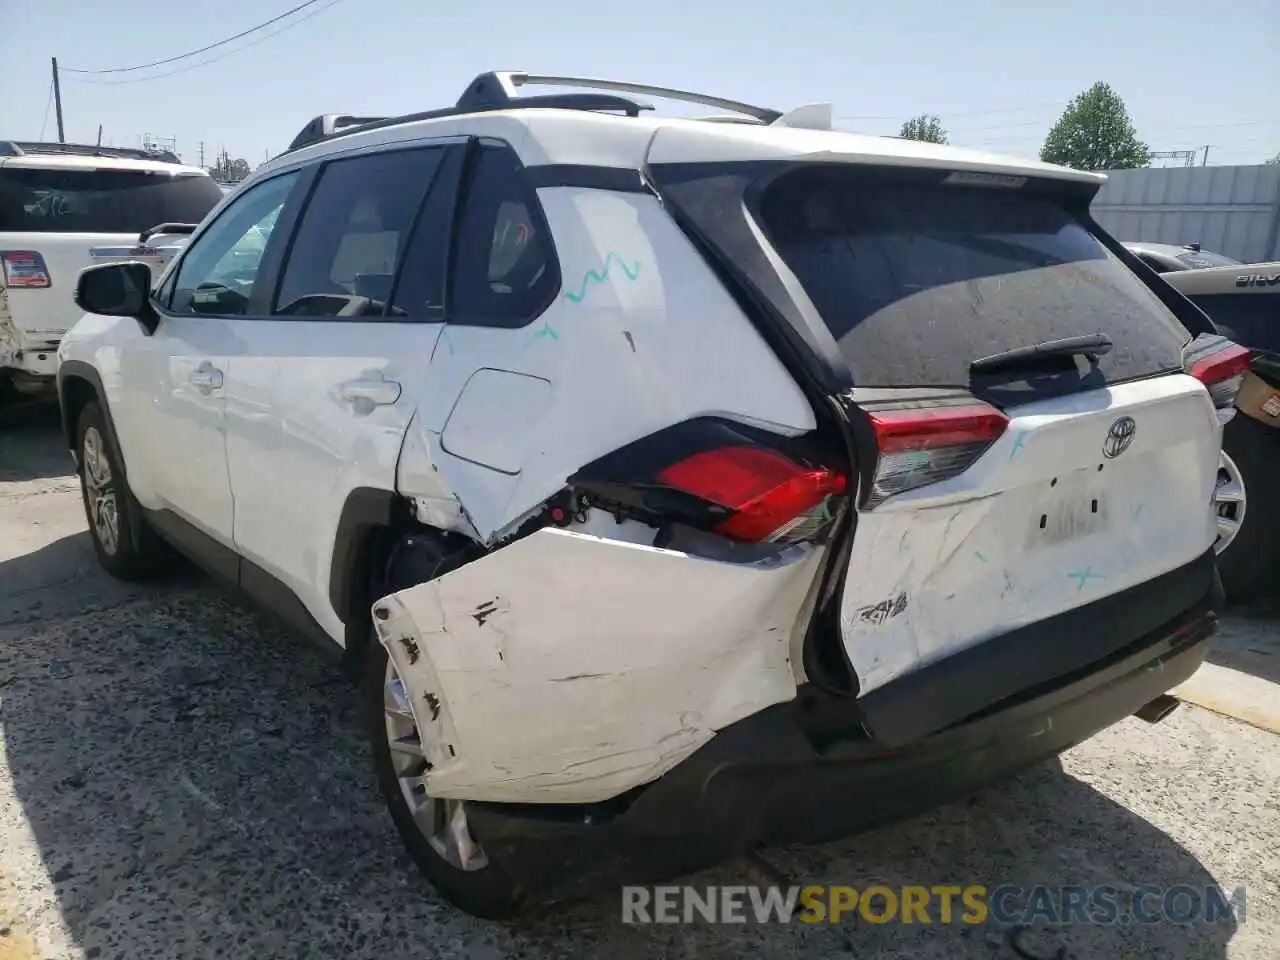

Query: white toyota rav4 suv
[0,140,221,407]
[58,72,1246,918]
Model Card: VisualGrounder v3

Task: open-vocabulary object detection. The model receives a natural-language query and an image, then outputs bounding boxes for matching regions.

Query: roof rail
[286,115,388,152]
[465,72,783,124]
[0,140,183,164]
[139,222,199,243]
[285,94,652,155]
[283,69,784,154]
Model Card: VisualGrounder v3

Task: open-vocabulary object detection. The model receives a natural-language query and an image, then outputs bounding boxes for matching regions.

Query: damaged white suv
[58,72,1246,918]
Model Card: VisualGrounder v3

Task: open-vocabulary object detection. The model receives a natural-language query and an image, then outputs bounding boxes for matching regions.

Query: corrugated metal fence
[1091,164,1280,263]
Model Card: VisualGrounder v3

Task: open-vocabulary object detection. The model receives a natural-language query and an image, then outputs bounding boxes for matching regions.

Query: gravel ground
[2,402,1278,960]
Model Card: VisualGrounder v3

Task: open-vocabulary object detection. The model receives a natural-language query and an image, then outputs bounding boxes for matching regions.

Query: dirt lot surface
[3,402,1278,959]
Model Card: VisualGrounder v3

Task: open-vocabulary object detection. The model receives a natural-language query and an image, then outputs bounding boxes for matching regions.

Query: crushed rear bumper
[466,557,1220,905]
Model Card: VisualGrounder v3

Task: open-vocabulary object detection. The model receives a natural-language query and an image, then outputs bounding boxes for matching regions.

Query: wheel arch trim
[56,360,127,478]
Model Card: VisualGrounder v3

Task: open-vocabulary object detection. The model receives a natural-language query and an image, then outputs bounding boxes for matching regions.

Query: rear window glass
[757,168,1191,388]
[0,167,223,234]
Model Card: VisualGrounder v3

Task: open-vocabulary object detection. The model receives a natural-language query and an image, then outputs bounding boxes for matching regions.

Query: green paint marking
[565,252,641,304]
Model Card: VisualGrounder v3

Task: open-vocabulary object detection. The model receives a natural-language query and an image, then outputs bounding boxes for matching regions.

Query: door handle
[188,363,224,394]
[339,378,401,407]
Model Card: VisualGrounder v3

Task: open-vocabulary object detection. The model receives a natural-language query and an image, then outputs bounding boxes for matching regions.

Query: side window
[273,148,444,318]
[388,149,461,320]
[449,142,560,328]
[170,172,299,317]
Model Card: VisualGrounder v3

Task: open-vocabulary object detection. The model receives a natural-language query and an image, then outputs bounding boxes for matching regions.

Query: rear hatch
[647,132,1236,741]
[0,160,222,337]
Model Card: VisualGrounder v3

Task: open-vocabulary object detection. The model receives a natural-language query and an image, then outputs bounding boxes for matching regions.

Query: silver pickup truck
[1160,259,1280,604]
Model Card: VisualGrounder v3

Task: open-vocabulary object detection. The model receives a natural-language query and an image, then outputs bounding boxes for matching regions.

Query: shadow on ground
[1208,598,1280,685]
[0,399,74,482]
[0,545,1239,960]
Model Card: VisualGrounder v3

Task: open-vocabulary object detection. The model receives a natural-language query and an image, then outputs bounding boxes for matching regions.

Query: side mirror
[74,261,160,335]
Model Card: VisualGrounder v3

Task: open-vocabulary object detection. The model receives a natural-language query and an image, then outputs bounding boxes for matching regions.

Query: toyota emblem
[1102,416,1136,459]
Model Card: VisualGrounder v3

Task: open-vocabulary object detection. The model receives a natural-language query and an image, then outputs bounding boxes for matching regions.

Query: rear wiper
[970,334,1114,376]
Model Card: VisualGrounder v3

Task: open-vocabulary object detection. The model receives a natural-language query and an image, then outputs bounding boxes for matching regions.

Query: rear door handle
[339,378,401,407]
[188,363,224,394]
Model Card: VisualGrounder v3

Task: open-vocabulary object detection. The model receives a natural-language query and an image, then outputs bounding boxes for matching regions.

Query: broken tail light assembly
[857,400,1009,509]
[566,418,848,545]
[0,250,51,288]
[1183,333,1252,411]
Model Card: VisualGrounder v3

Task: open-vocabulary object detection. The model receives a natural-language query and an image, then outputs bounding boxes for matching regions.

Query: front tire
[76,401,172,581]
[364,635,524,919]
[1215,413,1280,604]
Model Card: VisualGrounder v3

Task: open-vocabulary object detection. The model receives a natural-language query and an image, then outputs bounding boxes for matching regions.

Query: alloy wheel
[1213,450,1246,555]
[82,426,120,556]
[383,662,488,871]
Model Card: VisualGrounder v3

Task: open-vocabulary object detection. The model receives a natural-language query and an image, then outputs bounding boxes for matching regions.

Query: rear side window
[0,167,223,234]
[273,147,444,318]
[757,168,1191,388]
[448,142,559,328]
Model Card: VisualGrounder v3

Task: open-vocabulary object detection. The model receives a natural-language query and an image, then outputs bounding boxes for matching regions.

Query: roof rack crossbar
[0,140,182,164]
[284,92,652,154]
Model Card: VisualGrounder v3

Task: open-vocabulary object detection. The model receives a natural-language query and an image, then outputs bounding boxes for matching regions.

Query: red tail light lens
[1184,334,1252,409]
[864,403,1009,508]
[657,445,848,542]
[1,250,51,288]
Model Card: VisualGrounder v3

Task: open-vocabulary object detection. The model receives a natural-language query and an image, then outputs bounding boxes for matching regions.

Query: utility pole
[50,57,65,142]
[96,124,103,146]
[1201,145,1211,167]
[198,141,205,169]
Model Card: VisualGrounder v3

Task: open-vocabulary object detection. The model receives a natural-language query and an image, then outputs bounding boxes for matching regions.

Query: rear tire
[75,401,174,581]
[1215,413,1280,604]
[364,635,525,919]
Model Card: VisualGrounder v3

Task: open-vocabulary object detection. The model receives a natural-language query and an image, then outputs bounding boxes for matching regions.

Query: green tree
[207,153,251,181]
[899,114,948,144]
[1040,82,1150,171]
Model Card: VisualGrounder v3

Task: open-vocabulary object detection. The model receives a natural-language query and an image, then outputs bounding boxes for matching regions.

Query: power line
[64,0,346,86]
[61,0,332,74]
[38,81,53,140]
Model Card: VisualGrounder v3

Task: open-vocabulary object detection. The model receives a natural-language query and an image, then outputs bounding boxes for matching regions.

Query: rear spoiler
[139,222,198,244]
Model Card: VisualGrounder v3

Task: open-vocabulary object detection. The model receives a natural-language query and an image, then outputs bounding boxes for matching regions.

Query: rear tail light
[1184,333,1252,409]
[863,402,1009,508]
[0,251,51,288]
[656,445,848,543]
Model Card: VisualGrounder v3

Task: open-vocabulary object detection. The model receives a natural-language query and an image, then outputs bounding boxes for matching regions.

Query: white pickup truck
[0,140,223,408]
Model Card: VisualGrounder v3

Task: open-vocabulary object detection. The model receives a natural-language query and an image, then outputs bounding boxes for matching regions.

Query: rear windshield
[0,167,223,234]
[757,168,1191,388]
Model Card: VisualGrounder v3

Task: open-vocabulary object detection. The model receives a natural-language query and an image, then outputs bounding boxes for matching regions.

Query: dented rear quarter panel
[373,526,824,804]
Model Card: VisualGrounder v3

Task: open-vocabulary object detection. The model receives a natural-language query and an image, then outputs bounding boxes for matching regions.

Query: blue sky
[3,0,1277,169]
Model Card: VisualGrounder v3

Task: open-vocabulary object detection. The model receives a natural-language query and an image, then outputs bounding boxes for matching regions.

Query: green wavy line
[565,252,640,303]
